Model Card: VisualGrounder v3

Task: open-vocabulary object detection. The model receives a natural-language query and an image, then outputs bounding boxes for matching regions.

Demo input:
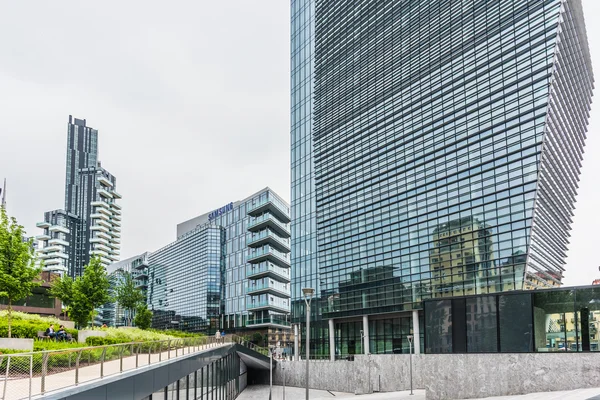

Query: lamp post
[302,287,315,400]
[407,334,414,396]
[269,346,274,400]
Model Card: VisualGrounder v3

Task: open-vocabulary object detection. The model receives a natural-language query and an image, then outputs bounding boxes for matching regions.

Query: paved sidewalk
[238,385,600,400]
[1,343,228,400]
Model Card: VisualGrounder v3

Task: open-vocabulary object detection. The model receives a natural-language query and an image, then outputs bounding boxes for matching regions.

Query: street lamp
[302,287,315,400]
[407,333,414,396]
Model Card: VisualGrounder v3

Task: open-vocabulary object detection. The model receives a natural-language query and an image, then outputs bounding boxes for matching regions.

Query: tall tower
[37,116,122,277]
[291,0,594,356]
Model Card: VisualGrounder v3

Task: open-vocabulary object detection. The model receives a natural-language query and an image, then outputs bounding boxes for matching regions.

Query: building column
[362,315,370,355]
[412,310,420,355]
[294,324,299,361]
[329,318,335,361]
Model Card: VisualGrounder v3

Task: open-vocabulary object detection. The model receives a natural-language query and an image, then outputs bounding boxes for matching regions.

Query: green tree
[70,257,111,329]
[115,271,145,327]
[0,207,42,337]
[133,304,153,330]
[49,274,74,319]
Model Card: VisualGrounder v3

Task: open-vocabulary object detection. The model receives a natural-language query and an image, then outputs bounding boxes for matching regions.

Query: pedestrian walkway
[237,385,425,400]
[238,385,600,400]
[1,343,228,400]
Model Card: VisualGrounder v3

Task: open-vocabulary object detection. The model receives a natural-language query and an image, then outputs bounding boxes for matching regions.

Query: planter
[0,338,34,352]
[77,330,107,343]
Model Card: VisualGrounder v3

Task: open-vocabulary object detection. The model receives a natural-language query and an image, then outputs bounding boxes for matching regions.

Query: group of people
[44,324,68,341]
[215,330,226,343]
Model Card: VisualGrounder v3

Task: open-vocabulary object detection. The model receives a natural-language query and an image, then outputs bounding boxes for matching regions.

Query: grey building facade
[291,0,594,358]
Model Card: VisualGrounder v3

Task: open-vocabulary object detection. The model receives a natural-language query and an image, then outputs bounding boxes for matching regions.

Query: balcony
[43,264,68,273]
[97,231,111,240]
[94,243,112,253]
[246,316,291,329]
[98,176,113,188]
[90,249,109,258]
[40,245,62,253]
[111,203,122,210]
[247,214,290,238]
[49,225,69,234]
[246,283,290,297]
[90,236,109,245]
[91,212,110,221]
[248,246,290,268]
[91,201,110,209]
[136,279,148,289]
[97,219,111,229]
[40,251,69,260]
[247,196,290,223]
[98,207,112,216]
[112,191,122,199]
[36,222,51,229]
[247,300,289,313]
[48,238,69,247]
[98,189,113,199]
[247,230,290,253]
[35,234,51,241]
[90,224,110,234]
[246,262,290,282]
[135,270,149,279]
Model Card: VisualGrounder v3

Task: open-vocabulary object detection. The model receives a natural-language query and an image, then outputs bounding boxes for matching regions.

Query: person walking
[221,330,226,343]
[215,330,221,344]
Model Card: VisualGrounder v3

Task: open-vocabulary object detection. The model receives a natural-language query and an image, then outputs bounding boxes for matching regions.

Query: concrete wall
[0,338,33,351]
[77,329,107,343]
[274,353,600,399]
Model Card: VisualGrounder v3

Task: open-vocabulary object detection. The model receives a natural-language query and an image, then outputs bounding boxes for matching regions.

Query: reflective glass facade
[292,0,593,356]
[425,286,600,353]
[148,188,291,339]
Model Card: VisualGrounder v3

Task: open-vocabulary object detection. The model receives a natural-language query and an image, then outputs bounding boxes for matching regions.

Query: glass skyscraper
[291,0,594,358]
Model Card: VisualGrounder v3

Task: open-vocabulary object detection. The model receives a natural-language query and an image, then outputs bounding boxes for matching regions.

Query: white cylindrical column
[412,310,420,355]
[363,315,370,355]
[294,324,299,361]
[329,319,335,361]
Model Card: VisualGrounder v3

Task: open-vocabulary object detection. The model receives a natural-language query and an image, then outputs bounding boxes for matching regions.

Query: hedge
[0,319,77,341]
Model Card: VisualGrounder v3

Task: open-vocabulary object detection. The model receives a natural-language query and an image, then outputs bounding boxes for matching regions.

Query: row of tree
[0,206,152,338]
[49,258,152,330]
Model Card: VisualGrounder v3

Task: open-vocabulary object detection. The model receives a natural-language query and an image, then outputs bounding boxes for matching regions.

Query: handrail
[0,334,271,400]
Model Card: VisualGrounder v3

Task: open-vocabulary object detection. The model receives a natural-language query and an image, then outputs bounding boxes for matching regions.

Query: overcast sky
[0,1,598,286]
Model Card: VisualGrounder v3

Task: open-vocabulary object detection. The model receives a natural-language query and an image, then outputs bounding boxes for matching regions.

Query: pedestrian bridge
[0,337,273,400]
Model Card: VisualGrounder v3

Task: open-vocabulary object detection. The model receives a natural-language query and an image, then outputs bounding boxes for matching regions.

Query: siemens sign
[208,202,234,220]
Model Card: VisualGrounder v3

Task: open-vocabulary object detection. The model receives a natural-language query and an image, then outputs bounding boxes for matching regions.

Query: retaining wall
[273,353,600,399]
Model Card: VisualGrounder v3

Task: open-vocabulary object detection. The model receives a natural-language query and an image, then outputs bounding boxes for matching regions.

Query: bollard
[168,340,172,360]
[3,356,10,400]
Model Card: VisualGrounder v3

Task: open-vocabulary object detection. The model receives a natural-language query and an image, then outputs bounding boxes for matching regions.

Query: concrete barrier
[77,329,107,343]
[274,353,600,399]
[0,338,34,351]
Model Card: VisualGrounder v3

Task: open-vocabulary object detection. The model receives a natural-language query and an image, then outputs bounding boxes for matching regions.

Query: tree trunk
[7,299,12,338]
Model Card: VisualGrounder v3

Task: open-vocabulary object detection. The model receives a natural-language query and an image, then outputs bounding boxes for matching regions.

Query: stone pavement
[1,342,228,400]
[238,385,600,400]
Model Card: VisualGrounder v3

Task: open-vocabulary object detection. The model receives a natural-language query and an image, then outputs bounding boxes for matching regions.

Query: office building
[144,188,292,348]
[101,252,151,327]
[37,116,122,277]
[291,0,594,358]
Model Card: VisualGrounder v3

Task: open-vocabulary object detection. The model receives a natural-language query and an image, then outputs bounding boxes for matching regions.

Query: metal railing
[0,334,266,400]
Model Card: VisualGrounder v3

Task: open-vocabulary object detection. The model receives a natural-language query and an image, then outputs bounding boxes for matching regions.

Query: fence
[0,334,267,400]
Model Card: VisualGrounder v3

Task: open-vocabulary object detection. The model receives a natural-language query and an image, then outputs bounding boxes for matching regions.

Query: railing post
[168,340,171,360]
[148,342,152,365]
[120,346,125,373]
[75,350,82,385]
[136,344,140,368]
[159,341,163,362]
[41,351,48,394]
[100,347,107,378]
[29,355,33,400]
[3,356,10,400]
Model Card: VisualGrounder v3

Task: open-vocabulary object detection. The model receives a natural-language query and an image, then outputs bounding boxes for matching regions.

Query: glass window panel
[499,293,533,352]
[466,296,497,352]
[425,300,453,353]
